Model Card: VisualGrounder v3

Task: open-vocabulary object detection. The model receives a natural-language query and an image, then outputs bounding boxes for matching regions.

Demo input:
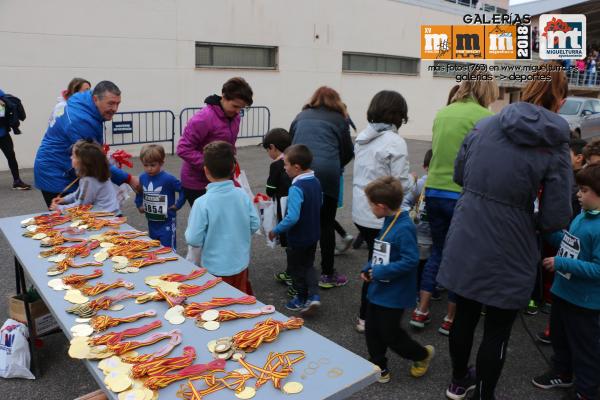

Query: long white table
[0,213,378,399]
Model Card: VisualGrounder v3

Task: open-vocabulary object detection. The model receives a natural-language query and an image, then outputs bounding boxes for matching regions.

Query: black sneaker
[532,371,573,390]
[352,233,364,249]
[12,180,31,190]
[536,329,551,345]
[446,367,476,399]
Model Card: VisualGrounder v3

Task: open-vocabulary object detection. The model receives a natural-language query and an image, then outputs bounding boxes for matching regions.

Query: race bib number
[372,239,390,266]
[143,193,168,221]
[556,231,580,280]
[372,239,391,282]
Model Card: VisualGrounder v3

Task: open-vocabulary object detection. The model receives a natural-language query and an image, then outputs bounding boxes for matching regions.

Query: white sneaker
[355,318,365,333]
[335,234,354,254]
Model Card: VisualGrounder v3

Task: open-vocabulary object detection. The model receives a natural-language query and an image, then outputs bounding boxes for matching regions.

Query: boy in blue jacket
[185,141,259,295]
[532,164,600,400]
[269,144,322,316]
[135,144,185,250]
[360,176,434,384]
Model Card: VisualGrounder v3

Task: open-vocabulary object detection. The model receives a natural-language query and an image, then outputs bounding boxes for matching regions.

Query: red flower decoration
[541,18,573,46]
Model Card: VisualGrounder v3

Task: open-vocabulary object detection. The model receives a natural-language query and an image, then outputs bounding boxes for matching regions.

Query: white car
[558,96,600,139]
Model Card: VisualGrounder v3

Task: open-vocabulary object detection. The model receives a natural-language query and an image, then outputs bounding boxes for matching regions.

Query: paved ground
[0,140,562,400]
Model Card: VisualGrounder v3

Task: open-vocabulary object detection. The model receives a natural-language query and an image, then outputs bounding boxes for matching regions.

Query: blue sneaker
[286,296,306,312]
[301,295,321,316]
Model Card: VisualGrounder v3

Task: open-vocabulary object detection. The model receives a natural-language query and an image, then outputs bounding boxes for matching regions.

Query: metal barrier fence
[179,106,271,140]
[567,70,600,88]
[103,110,176,153]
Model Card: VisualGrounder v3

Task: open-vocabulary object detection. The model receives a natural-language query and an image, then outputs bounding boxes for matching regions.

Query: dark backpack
[0,94,26,135]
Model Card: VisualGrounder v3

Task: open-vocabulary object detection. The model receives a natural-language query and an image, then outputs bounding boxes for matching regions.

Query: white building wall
[0,0,469,170]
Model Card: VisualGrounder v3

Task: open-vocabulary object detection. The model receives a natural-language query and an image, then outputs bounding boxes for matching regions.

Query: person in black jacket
[290,86,354,289]
[0,89,30,190]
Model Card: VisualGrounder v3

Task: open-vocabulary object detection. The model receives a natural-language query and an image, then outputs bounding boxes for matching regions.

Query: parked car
[580,112,600,140]
[558,96,600,138]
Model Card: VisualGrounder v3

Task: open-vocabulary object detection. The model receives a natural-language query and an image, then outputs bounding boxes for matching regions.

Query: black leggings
[0,134,21,182]
[449,296,518,400]
[183,187,206,207]
[333,220,347,238]
[355,224,382,320]
[41,190,59,209]
[320,195,338,276]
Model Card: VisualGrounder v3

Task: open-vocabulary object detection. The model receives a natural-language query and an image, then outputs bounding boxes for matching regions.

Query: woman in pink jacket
[177,77,254,205]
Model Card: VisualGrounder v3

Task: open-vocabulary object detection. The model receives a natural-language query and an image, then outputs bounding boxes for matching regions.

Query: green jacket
[426,98,493,193]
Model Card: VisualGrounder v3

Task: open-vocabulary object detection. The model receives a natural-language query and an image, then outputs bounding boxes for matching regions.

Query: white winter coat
[352,123,414,229]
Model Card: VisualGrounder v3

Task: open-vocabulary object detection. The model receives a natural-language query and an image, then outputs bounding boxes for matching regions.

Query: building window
[432,60,475,78]
[195,42,277,69]
[342,52,419,75]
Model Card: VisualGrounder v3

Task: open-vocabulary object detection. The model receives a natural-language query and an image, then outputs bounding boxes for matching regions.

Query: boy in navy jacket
[135,144,185,250]
[269,144,321,316]
[533,164,600,400]
[360,176,434,383]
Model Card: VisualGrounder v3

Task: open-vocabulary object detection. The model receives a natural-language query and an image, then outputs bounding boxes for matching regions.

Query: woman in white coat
[352,90,415,332]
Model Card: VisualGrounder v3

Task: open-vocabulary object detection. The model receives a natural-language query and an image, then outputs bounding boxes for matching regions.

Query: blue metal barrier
[178,106,271,140]
[103,110,176,154]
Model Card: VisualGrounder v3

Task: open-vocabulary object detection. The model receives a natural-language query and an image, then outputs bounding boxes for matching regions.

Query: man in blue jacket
[34,81,139,208]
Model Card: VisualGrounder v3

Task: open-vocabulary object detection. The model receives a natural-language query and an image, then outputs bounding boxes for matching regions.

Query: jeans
[421,196,457,302]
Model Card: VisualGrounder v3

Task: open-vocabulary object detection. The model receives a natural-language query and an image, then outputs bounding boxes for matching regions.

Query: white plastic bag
[114,183,134,208]
[185,245,202,266]
[254,194,278,248]
[0,319,35,379]
[236,170,254,201]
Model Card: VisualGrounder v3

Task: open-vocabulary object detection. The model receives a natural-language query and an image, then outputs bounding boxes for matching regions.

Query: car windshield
[559,100,582,115]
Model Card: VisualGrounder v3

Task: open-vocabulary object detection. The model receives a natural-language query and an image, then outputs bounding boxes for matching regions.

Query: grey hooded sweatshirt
[437,102,573,310]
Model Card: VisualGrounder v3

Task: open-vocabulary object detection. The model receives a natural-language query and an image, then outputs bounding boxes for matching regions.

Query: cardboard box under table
[0,213,378,399]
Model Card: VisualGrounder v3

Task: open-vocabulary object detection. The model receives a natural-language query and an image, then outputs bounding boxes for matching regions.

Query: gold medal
[214,341,231,353]
[200,309,219,321]
[164,305,185,325]
[94,251,109,262]
[32,233,47,240]
[235,386,256,399]
[99,356,123,373]
[215,349,233,360]
[110,304,125,311]
[125,267,140,274]
[112,256,129,264]
[21,217,34,227]
[100,242,115,249]
[70,220,82,227]
[105,372,133,393]
[282,382,304,394]
[231,351,246,362]
[48,254,68,263]
[206,340,217,353]
[71,324,94,337]
[203,320,220,331]
[65,290,90,304]
[79,224,89,230]
[68,340,91,359]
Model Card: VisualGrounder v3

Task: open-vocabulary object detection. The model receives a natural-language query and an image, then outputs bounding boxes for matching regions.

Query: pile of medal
[98,356,157,400]
[206,336,247,362]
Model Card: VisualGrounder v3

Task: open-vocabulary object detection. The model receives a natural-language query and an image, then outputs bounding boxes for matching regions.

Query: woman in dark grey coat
[437,65,573,400]
[290,86,354,288]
